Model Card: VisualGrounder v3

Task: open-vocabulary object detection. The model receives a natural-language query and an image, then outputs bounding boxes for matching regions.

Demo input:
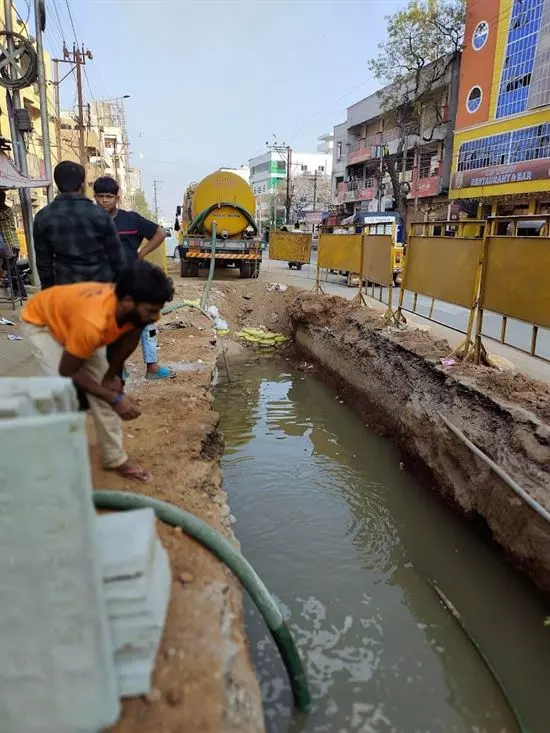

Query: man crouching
[20,260,174,483]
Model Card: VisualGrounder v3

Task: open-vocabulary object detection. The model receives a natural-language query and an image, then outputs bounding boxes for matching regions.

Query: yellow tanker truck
[177,170,262,279]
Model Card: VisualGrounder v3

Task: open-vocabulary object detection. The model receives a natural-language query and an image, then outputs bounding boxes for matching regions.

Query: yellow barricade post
[474,214,550,363]
[361,232,402,324]
[315,233,363,297]
[397,221,485,358]
[269,231,312,265]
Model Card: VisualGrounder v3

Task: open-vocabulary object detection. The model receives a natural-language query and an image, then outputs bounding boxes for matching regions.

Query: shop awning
[0,151,50,188]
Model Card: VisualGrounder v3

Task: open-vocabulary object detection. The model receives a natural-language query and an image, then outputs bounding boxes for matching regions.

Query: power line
[64,0,79,44]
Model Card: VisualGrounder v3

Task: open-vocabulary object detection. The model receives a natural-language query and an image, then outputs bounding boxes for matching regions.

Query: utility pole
[3,0,39,284]
[153,180,161,221]
[285,145,292,223]
[266,140,292,224]
[34,0,53,201]
[53,60,61,161]
[377,129,385,213]
[61,45,93,167]
[313,170,318,212]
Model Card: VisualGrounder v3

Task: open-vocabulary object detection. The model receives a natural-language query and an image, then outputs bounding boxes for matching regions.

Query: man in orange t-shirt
[21,260,174,483]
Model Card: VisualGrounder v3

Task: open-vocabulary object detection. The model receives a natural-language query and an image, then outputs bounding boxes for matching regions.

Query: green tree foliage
[368,0,465,218]
[131,189,154,219]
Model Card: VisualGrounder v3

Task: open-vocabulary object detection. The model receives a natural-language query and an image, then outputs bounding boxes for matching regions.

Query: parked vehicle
[176,170,261,279]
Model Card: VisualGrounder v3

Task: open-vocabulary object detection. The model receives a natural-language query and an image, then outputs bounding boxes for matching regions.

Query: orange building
[450,0,550,214]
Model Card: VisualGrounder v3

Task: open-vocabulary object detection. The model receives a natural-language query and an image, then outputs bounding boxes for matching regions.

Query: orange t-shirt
[22,282,134,359]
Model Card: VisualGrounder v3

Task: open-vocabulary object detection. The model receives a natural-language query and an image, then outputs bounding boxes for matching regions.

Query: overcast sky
[35,0,403,220]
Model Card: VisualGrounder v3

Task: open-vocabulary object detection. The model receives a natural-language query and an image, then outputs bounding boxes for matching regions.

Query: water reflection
[216,362,549,733]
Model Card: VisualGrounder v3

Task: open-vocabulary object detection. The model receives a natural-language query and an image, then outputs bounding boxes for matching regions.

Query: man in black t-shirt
[94,176,172,379]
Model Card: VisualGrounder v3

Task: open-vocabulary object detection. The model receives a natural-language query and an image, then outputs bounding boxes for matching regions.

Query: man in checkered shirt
[33,161,125,288]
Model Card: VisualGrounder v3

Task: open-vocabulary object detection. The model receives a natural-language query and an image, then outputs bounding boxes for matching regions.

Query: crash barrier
[475,215,550,362]
[269,231,312,264]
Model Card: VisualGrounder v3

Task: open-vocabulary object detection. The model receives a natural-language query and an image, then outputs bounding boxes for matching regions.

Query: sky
[30,0,404,221]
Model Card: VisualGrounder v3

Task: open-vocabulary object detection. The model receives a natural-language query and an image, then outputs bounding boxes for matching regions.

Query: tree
[368,0,465,220]
[289,174,331,220]
[131,189,154,219]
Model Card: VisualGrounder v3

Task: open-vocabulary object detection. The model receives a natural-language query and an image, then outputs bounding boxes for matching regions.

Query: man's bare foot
[111,460,153,483]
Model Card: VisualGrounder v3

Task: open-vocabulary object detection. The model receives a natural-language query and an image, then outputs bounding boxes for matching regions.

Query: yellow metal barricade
[474,215,550,362]
[398,223,485,356]
[314,233,363,296]
[143,240,167,273]
[361,234,401,322]
[269,231,312,264]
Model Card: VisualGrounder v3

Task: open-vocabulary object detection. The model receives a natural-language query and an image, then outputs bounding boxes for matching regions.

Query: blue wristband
[111,393,124,406]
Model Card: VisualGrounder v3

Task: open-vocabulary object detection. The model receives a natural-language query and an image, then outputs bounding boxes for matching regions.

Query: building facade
[450,0,550,214]
[249,141,333,196]
[331,59,460,222]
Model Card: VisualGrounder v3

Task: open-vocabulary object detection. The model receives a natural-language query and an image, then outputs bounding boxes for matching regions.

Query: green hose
[93,490,311,713]
[189,202,258,235]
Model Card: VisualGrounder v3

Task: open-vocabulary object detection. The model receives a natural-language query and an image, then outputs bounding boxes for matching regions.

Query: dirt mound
[287,292,356,330]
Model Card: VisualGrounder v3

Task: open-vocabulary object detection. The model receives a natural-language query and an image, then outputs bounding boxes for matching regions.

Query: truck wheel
[180,259,191,278]
[190,261,200,278]
[288,262,294,269]
[393,272,402,287]
[251,263,260,279]
[296,263,303,271]
[240,262,252,279]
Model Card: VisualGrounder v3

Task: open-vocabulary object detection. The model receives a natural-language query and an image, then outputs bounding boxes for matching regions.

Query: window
[301,164,308,172]
[473,21,489,50]
[457,121,550,171]
[466,86,483,113]
[496,0,545,118]
[337,141,342,160]
[318,165,325,172]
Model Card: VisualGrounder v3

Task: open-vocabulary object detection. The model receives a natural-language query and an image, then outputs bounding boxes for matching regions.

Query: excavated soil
[89,290,264,733]
[287,292,550,593]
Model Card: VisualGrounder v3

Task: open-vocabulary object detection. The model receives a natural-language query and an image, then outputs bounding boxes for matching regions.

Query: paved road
[259,251,550,384]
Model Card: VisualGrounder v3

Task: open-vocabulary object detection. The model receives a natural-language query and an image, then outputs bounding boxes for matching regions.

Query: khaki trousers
[21,321,128,469]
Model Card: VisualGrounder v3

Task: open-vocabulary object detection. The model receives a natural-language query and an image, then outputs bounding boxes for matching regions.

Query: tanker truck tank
[178,170,262,279]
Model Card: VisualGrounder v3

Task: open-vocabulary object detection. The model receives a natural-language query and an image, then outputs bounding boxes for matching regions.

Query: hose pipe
[188,202,259,236]
[93,490,311,713]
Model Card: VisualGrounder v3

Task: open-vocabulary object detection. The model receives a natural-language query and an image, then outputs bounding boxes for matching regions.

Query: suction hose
[93,490,311,713]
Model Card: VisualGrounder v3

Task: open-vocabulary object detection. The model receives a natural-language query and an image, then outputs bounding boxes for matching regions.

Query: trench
[214,358,550,733]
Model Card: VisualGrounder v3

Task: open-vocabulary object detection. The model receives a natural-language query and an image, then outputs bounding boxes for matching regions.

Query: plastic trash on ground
[267,283,288,292]
[236,326,288,347]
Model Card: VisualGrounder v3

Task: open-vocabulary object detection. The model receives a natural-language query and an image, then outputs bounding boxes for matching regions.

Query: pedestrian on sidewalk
[20,260,174,483]
[0,190,20,251]
[93,176,172,380]
[33,161,126,288]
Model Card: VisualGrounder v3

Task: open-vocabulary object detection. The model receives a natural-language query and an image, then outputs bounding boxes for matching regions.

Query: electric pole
[153,180,162,221]
[60,45,93,167]
[313,170,318,212]
[53,59,61,161]
[2,0,39,284]
[34,0,53,201]
[266,140,292,224]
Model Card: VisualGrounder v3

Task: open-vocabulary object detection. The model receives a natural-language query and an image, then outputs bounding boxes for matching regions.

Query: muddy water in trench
[215,360,549,733]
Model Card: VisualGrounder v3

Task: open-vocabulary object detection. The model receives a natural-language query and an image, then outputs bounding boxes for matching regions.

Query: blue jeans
[141,326,157,365]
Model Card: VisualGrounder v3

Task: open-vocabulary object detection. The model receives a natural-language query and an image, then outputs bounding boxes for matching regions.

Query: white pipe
[438,412,550,523]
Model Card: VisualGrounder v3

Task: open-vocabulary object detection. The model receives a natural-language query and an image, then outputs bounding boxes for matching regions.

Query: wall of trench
[289,298,550,594]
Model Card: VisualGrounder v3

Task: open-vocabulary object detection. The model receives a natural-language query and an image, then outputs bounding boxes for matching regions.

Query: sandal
[145,366,174,380]
[112,461,154,484]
